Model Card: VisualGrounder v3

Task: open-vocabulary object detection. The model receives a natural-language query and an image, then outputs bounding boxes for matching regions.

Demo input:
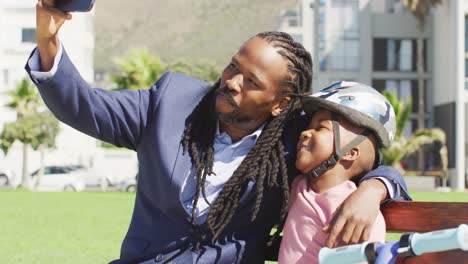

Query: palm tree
[382,91,448,184]
[111,49,221,90]
[384,90,413,141]
[5,78,41,119]
[165,59,220,84]
[402,0,442,169]
[111,49,164,90]
[0,111,60,190]
[4,78,41,189]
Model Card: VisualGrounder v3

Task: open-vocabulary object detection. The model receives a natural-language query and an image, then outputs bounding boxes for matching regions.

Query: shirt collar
[215,122,265,146]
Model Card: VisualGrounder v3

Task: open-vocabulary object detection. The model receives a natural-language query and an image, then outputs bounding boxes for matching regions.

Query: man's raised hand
[37,0,71,40]
[36,0,72,71]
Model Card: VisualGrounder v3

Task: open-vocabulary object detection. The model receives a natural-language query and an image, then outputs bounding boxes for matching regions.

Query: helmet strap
[304,153,339,179]
[305,112,372,180]
[374,149,383,169]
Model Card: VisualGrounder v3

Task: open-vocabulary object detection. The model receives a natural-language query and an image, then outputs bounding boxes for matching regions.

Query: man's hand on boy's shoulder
[323,179,386,247]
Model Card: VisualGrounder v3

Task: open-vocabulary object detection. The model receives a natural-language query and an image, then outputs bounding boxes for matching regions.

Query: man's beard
[215,86,252,125]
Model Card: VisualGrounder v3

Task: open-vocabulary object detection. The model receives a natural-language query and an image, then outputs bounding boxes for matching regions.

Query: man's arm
[359,165,412,202]
[323,165,411,247]
[27,0,153,150]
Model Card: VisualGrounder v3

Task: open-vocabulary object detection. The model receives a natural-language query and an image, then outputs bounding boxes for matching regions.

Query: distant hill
[93,0,296,72]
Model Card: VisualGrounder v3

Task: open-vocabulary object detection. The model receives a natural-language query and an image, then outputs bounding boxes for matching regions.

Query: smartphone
[56,0,95,12]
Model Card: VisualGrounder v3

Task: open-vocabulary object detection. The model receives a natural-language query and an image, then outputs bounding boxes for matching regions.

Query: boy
[278,81,396,264]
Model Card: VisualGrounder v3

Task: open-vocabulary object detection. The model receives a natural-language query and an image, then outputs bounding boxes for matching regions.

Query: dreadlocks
[182,31,313,243]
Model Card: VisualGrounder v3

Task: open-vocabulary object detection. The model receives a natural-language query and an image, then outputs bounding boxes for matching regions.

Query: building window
[386,0,405,13]
[94,71,106,82]
[22,28,36,43]
[291,34,303,45]
[374,38,427,72]
[465,59,468,77]
[282,7,302,28]
[288,17,299,27]
[3,69,9,87]
[319,0,360,71]
[465,16,468,53]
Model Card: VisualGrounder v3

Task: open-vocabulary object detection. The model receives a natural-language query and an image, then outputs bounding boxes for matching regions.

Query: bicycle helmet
[300,81,396,179]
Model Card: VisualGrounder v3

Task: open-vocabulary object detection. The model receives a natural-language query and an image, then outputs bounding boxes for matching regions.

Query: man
[27,1,410,263]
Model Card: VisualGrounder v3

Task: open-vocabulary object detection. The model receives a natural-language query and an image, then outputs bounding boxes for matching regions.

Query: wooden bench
[381,201,468,263]
[265,201,468,263]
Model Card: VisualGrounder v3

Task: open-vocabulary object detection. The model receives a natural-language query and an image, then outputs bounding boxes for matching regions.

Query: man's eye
[248,79,259,87]
[228,63,238,70]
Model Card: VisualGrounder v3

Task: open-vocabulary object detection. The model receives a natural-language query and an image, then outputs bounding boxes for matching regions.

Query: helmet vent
[339,95,355,101]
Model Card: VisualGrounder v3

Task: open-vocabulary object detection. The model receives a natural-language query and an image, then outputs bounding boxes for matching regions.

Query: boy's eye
[317,125,330,131]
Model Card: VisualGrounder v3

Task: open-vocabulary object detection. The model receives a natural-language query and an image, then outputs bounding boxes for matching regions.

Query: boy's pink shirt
[278,176,386,264]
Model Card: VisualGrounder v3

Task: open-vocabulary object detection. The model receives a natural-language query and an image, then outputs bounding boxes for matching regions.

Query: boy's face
[296,109,335,174]
[296,109,370,174]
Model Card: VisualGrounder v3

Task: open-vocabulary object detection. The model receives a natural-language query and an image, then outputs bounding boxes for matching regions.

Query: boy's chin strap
[305,112,371,180]
[304,153,340,179]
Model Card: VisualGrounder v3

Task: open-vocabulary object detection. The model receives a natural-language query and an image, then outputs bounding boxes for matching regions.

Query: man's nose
[225,74,243,93]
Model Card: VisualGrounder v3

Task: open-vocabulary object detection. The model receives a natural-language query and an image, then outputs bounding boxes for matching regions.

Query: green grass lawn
[0,190,466,263]
[408,191,467,202]
[0,190,135,263]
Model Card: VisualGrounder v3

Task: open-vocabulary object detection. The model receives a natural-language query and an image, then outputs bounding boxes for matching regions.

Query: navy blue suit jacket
[26,48,410,264]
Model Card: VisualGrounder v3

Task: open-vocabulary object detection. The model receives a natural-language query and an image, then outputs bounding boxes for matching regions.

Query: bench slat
[383,201,468,263]
[381,201,468,232]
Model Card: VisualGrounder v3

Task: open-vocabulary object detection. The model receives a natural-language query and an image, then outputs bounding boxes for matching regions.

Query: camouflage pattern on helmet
[301,81,396,148]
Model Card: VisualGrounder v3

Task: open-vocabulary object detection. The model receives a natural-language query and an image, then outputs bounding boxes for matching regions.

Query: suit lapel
[170,142,194,221]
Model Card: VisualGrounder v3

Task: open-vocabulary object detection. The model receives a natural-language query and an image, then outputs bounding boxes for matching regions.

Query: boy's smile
[296,110,335,174]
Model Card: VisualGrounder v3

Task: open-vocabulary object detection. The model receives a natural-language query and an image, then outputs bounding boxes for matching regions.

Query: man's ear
[271,96,291,117]
[341,147,360,161]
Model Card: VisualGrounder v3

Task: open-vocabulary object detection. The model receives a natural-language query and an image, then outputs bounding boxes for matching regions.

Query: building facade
[279,0,467,190]
[0,0,99,182]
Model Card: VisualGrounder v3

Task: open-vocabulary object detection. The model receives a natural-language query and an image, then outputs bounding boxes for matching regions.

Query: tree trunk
[21,143,30,190]
[416,18,425,170]
[34,144,45,190]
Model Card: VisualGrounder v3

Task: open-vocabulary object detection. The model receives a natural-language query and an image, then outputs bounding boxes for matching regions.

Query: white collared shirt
[180,123,264,223]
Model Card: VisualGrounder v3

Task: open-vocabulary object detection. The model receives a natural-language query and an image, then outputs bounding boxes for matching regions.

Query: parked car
[31,165,86,192]
[74,166,115,188]
[0,169,16,187]
[119,174,137,192]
